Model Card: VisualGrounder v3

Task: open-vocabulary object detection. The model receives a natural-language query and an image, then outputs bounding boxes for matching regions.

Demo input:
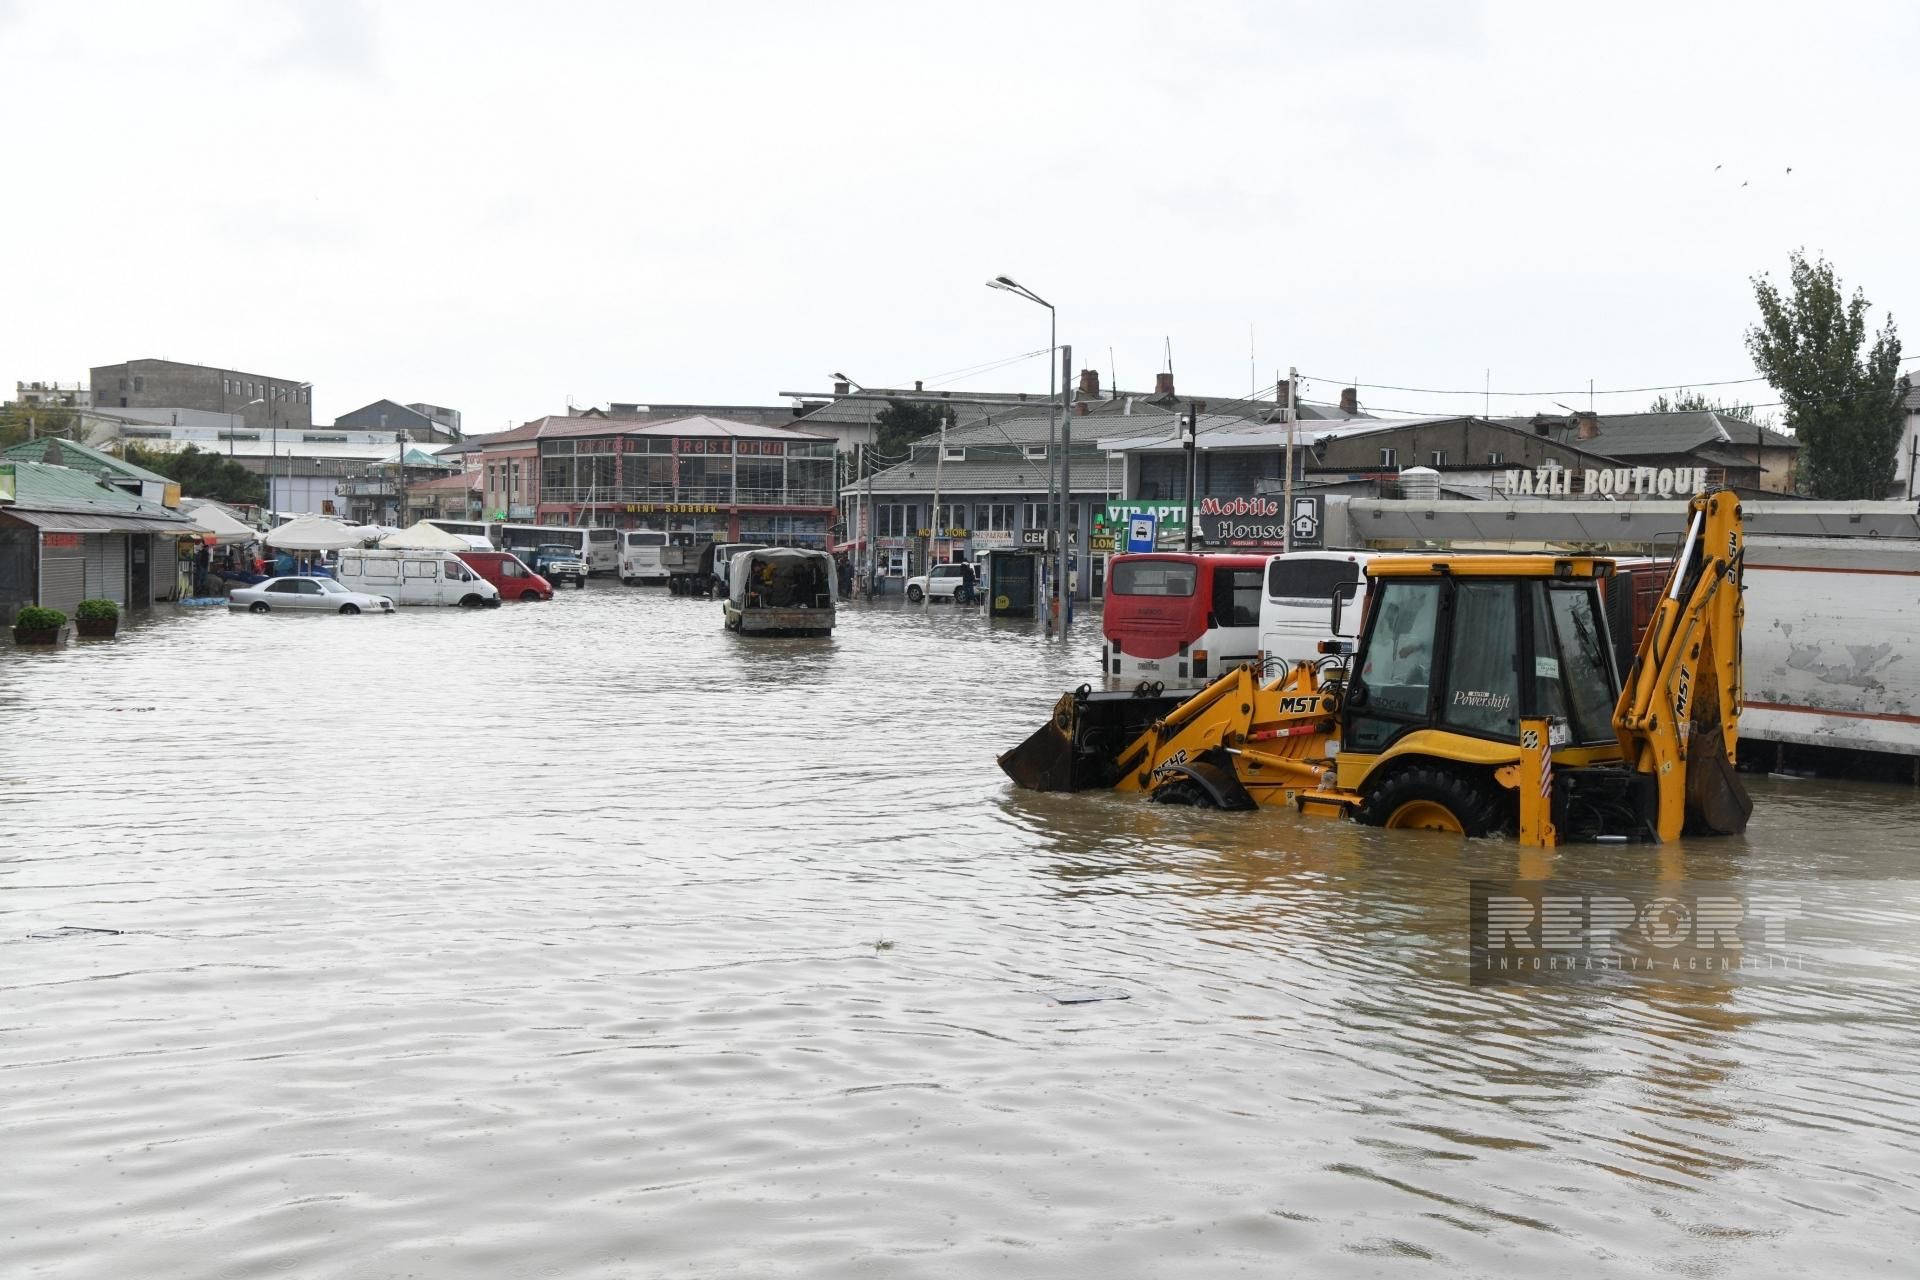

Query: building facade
[475,415,838,546]
[12,381,91,409]
[0,457,199,622]
[334,399,459,443]
[89,358,312,435]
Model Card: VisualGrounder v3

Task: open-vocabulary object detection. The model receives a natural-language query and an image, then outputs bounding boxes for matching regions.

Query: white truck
[334,549,502,608]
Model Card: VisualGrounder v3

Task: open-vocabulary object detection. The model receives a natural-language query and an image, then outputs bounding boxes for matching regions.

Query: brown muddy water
[4,587,1919,1278]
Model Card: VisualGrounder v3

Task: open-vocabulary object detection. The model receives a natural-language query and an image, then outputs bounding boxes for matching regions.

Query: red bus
[1101,552,1269,687]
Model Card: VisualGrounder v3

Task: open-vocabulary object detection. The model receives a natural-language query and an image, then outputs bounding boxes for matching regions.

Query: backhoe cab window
[1359,581,1440,719]
[1548,586,1618,743]
[1445,582,1519,738]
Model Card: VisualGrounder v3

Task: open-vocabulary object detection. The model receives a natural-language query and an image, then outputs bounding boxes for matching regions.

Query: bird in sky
[1714,164,1722,171]
[1741,181,1749,188]
[1786,167,1793,174]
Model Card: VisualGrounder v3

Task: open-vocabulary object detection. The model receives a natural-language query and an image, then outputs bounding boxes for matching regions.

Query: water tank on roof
[1399,466,1441,501]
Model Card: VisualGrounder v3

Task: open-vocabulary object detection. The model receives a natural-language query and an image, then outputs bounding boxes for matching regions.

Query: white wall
[1894,410,1920,498]
[268,475,343,517]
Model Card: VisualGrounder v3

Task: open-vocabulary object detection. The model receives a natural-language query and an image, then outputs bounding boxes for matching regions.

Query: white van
[1258,550,1375,673]
[335,549,503,608]
[620,530,669,585]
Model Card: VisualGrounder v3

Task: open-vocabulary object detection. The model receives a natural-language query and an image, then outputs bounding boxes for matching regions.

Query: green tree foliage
[1646,387,1773,428]
[1745,250,1906,499]
[872,399,957,459]
[0,403,78,448]
[124,443,267,505]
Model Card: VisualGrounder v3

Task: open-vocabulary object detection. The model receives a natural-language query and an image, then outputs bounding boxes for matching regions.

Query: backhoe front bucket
[999,686,1188,792]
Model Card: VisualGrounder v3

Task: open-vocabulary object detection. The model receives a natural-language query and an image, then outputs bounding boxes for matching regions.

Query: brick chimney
[1339,387,1358,415]
[1152,371,1175,400]
[832,379,850,396]
[1078,368,1100,399]
[1574,411,1599,441]
[914,380,924,392]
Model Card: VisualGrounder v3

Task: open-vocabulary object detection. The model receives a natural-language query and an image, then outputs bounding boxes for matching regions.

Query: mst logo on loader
[1674,664,1692,722]
[1278,696,1320,716]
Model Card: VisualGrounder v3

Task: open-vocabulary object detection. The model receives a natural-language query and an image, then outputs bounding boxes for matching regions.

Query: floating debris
[25,926,125,942]
[1045,986,1130,1005]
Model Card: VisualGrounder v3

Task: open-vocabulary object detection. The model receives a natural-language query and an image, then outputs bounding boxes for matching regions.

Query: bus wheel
[1357,764,1509,837]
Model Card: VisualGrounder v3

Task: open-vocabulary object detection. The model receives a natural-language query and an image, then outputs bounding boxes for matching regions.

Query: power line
[1302,354,1920,403]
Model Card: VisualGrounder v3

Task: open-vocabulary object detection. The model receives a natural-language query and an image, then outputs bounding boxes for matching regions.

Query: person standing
[192,543,212,596]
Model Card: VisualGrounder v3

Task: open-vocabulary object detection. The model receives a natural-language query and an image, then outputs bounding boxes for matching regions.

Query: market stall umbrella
[379,521,471,551]
[179,502,259,545]
[264,514,375,551]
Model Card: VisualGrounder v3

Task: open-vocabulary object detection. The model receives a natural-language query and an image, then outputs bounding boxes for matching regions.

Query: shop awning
[0,508,200,535]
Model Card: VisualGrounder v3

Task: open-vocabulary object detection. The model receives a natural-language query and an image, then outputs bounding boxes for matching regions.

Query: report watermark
[1469,880,1812,985]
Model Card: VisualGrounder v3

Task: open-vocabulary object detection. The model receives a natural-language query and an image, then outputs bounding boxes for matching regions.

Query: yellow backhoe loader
[999,490,1751,847]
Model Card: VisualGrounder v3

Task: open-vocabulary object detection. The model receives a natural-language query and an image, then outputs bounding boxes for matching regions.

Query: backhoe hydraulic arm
[1612,489,1751,841]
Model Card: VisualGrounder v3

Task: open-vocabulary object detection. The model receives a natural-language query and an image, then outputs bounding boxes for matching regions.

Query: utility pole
[1183,405,1197,552]
[923,418,946,615]
[1058,343,1072,629]
[1283,366,1298,555]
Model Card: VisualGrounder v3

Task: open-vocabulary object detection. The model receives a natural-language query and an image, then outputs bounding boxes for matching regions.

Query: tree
[1745,250,1906,499]
[0,403,78,449]
[872,399,957,459]
[1646,387,1772,428]
[124,443,267,506]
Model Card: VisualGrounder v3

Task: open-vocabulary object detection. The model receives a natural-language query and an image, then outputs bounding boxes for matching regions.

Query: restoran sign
[1499,465,1711,498]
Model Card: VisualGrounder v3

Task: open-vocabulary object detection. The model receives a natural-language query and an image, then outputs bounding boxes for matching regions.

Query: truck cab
[529,544,589,588]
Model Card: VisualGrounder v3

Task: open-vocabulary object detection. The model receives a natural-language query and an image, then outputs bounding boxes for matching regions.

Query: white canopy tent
[379,521,472,551]
[180,502,259,545]
[264,514,377,551]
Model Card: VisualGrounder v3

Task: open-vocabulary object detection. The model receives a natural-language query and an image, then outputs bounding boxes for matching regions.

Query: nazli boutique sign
[1499,465,1711,498]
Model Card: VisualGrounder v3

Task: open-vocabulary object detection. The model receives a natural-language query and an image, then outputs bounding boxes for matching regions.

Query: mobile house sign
[1499,465,1710,498]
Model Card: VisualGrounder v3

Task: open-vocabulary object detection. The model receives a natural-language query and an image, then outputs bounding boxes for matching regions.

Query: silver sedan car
[229,577,396,615]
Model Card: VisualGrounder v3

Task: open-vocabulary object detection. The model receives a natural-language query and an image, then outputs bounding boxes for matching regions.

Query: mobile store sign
[1195,495,1321,548]
[1097,502,1187,538]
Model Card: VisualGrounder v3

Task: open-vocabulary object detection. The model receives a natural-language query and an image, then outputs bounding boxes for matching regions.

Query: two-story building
[475,414,837,546]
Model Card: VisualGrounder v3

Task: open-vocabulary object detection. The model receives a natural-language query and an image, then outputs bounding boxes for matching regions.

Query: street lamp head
[247,398,265,406]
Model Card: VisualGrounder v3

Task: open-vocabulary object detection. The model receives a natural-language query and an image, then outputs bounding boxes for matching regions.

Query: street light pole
[985,275,1057,633]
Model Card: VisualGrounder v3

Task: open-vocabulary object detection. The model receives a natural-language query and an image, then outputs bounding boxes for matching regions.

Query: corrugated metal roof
[846,447,1124,496]
[1,459,193,522]
[479,413,834,447]
[1,436,174,484]
[1,509,196,534]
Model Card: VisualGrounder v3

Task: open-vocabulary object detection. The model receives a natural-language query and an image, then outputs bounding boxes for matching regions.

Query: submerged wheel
[906,585,924,602]
[1357,764,1511,837]
[248,601,270,614]
[1149,778,1215,808]
[460,594,485,608]
[520,589,541,601]
[339,603,360,615]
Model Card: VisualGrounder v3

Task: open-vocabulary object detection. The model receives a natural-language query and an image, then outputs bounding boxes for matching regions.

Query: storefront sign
[625,503,720,514]
[1020,529,1048,547]
[915,527,970,538]
[737,441,786,456]
[1498,465,1710,498]
[42,532,81,549]
[1089,535,1115,552]
[1097,502,1188,536]
[676,438,733,454]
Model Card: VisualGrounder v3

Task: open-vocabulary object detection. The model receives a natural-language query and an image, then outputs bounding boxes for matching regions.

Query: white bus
[496,523,619,576]
[1258,550,1377,673]
[619,530,669,585]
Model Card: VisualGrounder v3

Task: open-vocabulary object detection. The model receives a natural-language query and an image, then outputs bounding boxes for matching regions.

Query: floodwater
[4,588,1920,1279]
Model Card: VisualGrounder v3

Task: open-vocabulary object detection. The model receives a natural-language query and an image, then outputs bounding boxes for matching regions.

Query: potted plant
[12,605,69,646]
[75,598,120,639]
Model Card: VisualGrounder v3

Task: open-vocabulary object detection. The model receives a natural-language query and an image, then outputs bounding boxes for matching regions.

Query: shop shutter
[85,534,129,607]
[39,544,85,614]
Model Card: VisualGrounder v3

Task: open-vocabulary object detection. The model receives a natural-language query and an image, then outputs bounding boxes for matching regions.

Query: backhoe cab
[999,490,1751,847]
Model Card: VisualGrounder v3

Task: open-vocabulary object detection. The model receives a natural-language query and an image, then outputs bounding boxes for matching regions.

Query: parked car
[529,544,589,588]
[906,562,983,603]
[335,549,503,607]
[458,550,554,601]
[229,577,395,615]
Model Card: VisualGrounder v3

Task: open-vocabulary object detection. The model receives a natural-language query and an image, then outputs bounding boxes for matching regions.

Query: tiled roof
[846,446,1125,496]
[411,470,481,492]
[1496,410,1798,459]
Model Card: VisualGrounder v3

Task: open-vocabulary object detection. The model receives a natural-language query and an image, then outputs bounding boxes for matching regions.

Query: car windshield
[538,545,572,556]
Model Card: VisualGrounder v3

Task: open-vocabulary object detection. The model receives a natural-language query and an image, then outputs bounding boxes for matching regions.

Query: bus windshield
[1110,559,1197,596]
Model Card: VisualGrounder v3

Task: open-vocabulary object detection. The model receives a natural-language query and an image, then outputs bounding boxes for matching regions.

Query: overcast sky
[5,0,1914,432]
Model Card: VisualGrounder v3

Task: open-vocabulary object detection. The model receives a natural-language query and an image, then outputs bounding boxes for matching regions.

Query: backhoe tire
[1149,778,1215,808]
[1358,763,1511,837]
